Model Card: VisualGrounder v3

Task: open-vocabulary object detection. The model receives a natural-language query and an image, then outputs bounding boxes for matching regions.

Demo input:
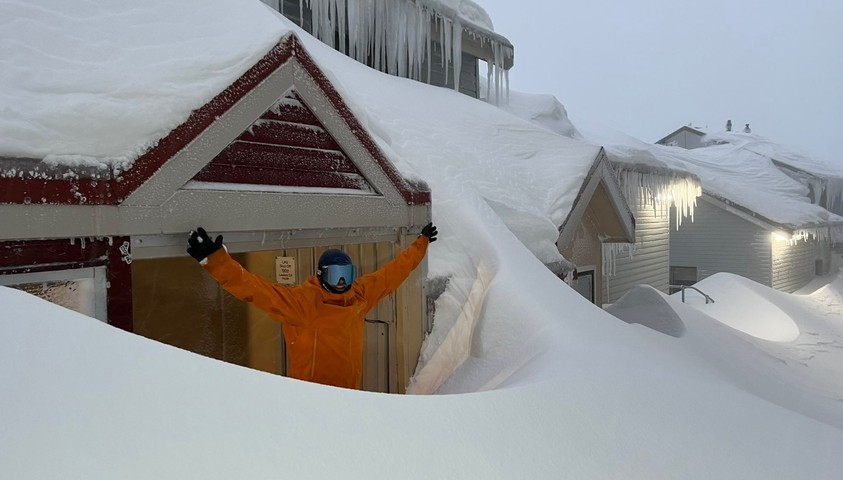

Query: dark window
[669,266,697,294]
[573,270,595,303]
[280,0,313,31]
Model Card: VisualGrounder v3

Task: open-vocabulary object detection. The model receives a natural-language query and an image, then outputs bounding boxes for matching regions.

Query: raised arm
[187,228,307,325]
[358,223,437,303]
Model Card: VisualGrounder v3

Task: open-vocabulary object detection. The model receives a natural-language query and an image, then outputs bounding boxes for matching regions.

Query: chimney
[726,119,732,132]
[743,123,751,133]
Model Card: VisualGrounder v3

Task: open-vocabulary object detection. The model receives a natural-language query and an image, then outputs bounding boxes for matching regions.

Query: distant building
[670,193,834,293]
[656,125,722,149]
[656,123,843,293]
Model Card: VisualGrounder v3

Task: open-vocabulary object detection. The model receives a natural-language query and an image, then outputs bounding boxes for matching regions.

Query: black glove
[187,227,224,262]
[420,222,438,243]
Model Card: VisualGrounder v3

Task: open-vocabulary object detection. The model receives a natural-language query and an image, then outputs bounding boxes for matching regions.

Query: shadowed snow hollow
[604,285,686,338]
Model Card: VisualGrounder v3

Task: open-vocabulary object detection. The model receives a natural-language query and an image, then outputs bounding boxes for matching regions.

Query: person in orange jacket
[187,223,437,389]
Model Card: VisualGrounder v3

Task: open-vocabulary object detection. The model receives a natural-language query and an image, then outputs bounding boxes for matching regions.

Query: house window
[573,269,595,303]
[421,43,480,97]
[0,267,108,321]
[279,0,313,31]
[669,266,697,294]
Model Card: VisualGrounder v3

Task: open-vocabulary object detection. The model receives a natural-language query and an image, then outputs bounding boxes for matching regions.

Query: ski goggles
[320,264,357,287]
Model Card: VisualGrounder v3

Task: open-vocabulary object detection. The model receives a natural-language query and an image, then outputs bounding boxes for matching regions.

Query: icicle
[494,42,502,104]
[485,58,492,102]
[332,0,345,54]
[299,0,513,99]
[452,19,462,92]
[425,8,432,83]
[441,16,451,84]
[602,242,633,277]
[504,64,510,104]
[786,225,841,245]
[615,168,700,229]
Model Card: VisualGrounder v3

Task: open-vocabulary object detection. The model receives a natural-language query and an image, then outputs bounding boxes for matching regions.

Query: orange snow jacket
[204,236,429,389]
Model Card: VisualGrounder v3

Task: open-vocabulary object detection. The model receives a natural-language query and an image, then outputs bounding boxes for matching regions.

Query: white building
[657,124,843,292]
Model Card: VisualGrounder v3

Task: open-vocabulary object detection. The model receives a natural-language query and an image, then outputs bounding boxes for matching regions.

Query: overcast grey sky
[477,0,842,164]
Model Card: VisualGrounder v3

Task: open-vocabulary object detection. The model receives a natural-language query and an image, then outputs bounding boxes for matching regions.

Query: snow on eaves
[500,99,701,226]
[271,12,596,225]
[0,0,288,170]
[580,122,843,231]
[421,0,496,31]
[487,84,584,141]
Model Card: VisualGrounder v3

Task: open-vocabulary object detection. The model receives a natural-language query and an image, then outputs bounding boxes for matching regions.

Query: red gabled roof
[194,91,373,191]
[0,34,429,206]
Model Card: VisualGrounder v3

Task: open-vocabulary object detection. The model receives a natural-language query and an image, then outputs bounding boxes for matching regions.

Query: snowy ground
[3,251,843,478]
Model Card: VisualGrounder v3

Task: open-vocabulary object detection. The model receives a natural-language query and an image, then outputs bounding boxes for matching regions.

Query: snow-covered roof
[288,25,611,263]
[492,87,584,140]
[703,130,843,180]
[583,123,843,231]
[421,0,496,32]
[0,0,289,171]
[660,124,843,180]
[0,0,614,266]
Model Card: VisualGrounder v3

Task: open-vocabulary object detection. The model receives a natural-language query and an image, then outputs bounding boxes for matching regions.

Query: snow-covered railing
[670,284,715,304]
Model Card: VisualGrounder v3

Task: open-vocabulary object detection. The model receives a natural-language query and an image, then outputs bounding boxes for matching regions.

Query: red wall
[0,237,133,331]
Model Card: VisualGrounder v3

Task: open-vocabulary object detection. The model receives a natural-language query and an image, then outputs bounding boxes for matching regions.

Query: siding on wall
[422,44,480,97]
[561,213,604,305]
[670,198,772,286]
[772,238,819,293]
[603,204,670,304]
[660,130,705,149]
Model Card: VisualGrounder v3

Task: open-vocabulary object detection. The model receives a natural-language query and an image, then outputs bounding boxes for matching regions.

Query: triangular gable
[557,149,636,249]
[191,90,373,193]
[655,125,705,146]
[0,33,428,208]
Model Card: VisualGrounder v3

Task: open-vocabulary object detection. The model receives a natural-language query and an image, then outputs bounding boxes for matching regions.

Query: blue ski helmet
[318,249,352,270]
[317,249,357,292]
